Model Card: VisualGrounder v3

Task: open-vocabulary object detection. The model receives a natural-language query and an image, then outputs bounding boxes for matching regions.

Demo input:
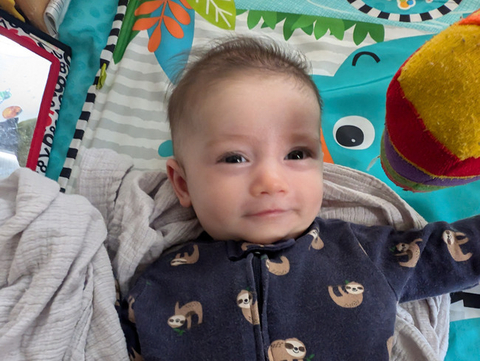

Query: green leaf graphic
[187,0,236,30]
[283,13,301,40]
[302,23,314,36]
[325,18,345,40]
[368,23,385,43]
[174,328,186,336]
[292,15,316,30]
[262,11,277,29]
[237,11,384,46]
[247,10,262,29]
[113,0,143,64]
[343,19,355,31]
[313,20,327,39]
[353,23,369,45]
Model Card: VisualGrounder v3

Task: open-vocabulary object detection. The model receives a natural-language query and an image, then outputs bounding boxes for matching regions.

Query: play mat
[13,0,480,359]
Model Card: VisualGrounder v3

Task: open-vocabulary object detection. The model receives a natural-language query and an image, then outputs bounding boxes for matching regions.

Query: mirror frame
[0,8,71,174]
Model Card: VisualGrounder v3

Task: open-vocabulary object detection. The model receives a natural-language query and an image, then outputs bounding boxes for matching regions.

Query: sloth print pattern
[328,281,364,308]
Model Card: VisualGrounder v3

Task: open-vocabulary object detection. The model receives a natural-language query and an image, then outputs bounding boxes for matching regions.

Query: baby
[120,36,480,361]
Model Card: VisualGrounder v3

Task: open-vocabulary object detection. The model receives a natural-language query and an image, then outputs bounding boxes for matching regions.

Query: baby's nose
[250,164,288,196]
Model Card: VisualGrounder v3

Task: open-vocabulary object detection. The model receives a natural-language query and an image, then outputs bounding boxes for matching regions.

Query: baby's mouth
[246,209,288,218]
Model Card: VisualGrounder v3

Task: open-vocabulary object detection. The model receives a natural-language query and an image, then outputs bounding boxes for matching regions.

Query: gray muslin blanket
[0,148,449,360]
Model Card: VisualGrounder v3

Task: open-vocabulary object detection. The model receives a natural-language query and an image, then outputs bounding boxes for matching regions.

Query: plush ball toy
[380,9,480,192]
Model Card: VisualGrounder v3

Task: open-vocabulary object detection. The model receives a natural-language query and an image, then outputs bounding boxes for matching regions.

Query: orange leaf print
[178,0,192,9]
[148,23,162,52]
[168,1,190,25]
[133,17,160,31]
[135,0,165,16]
[164,15,184,38]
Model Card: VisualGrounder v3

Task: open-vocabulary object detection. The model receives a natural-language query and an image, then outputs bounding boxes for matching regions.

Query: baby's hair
[167,35,322,157]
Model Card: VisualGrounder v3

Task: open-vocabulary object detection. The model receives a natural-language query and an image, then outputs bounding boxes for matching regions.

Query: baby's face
[168,74,323,244]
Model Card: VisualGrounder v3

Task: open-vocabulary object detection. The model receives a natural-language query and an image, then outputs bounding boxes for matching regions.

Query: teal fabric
[46,0,118,180]
[445,318,480,361]
[235,0,480,31]
[313,34,480,223]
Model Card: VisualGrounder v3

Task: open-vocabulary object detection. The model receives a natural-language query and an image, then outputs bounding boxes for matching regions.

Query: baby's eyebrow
[203,130,321,150]
[289,132,321,143]
[204,134,256,147]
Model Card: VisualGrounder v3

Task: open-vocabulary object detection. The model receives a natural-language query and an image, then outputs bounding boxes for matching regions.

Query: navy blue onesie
[120,216,480,360]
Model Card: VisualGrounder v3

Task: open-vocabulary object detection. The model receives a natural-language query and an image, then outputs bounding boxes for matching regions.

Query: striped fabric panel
[58,0,128,192]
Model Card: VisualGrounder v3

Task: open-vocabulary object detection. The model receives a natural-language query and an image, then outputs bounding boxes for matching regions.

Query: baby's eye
[221,154,247,164]
[285,150,308,160]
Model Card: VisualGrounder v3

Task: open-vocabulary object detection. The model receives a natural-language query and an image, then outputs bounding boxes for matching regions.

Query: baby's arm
[353,215,480,302]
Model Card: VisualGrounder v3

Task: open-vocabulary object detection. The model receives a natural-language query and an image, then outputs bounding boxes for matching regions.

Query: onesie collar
[226,221,320,260]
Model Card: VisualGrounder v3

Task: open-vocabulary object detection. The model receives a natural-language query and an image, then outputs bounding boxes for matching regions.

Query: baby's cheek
[194,204,231,239]
[304,180,324,215]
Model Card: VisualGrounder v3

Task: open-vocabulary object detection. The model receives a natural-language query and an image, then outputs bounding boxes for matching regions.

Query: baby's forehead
[185,71,320,119]
[206,69,315,92]
[194,71,318,110]
[172,70,321,154]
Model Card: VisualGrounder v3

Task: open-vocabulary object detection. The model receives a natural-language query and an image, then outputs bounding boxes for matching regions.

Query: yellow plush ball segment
[398,21,480,161]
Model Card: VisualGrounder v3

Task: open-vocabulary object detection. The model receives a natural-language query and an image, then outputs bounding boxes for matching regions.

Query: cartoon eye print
[333,116,375,150]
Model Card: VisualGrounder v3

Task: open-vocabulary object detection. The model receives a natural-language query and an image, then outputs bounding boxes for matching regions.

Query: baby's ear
[166,159,192,208]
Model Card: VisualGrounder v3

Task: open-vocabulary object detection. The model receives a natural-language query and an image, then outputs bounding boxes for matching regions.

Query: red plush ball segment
[381,9,480,191]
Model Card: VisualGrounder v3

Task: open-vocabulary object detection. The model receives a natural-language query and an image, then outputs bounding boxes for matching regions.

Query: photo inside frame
[0,9,71,179]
